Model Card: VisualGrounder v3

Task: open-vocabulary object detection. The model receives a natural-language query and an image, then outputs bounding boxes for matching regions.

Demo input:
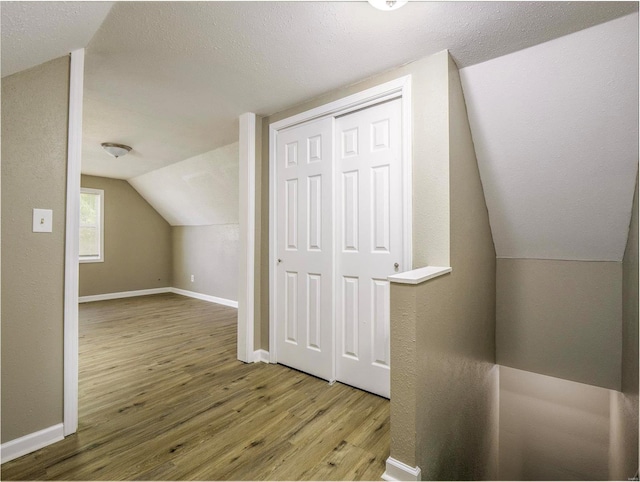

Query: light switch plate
[33,208,53,233]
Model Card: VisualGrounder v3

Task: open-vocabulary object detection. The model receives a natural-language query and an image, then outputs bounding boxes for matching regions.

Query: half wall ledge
[388,266,452,284]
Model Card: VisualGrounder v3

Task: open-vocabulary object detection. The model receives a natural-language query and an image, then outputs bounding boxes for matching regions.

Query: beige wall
[415,55,498,479]
[497,180,637,479]
[499,366,611,481]
[404,55,498,480]
[1,56,69,442]
[79,175,172,297]
[390,54,500,479]
[389,282,420,467]
[172,224,239,302]
[390,54,499,480]
[610,175,639,480]
[496,258,622,390]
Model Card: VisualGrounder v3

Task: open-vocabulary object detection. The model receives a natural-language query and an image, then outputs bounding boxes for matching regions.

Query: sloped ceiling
[460,13,638,262]
[1,1,638,241]
[73,1,638,180]
[0,1,113,77]
[128,143,239,226]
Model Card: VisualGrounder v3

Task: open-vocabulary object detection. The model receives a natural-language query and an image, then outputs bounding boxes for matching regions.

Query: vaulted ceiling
[2,1,638,260]
[461,13,638,261]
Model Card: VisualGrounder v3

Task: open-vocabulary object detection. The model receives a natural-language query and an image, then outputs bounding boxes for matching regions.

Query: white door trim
[238,112,257,363]
[63,48,85,437]
[269,75,412,365]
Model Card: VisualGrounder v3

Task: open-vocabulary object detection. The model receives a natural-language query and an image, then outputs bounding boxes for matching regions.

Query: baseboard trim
[253,349,270,363]
[79,287,171,303]
[382,457,421,481]
[1,423,64,464]
[78,287,238,309]
[170,288,238,308]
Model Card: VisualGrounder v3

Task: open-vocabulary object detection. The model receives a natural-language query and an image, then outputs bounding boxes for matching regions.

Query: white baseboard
[382,457,421,481]
[1,423,64,464]
[170,288,238,308]
[78,287,171,303]
[78,287,238,309]
[253,349,270,363]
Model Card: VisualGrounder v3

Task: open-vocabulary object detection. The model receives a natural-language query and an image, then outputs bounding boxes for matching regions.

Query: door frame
[268,75,412,368]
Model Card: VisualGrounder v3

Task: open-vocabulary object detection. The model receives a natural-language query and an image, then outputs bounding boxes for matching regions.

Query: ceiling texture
[2,1,638,260]
[0,1,113,77]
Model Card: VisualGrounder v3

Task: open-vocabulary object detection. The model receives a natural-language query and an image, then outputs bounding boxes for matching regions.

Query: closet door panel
[275,117,334,380]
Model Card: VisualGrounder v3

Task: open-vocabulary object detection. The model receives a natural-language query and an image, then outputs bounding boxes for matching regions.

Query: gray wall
[79,175,172,297]
[172,224,239,302]
[610,175,639,480]
[1,56,69,443]
[496,258,622,390]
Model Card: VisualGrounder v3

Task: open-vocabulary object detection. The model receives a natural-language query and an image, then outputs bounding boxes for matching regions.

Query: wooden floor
[1,293,389,481]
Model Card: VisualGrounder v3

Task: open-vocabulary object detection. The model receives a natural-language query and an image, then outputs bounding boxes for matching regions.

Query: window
[79,188,104,263]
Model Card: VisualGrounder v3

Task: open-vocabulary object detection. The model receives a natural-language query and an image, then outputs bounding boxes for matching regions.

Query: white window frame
[79,187,104,263]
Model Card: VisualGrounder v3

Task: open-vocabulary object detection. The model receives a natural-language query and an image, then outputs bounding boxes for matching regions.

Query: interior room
[1,2,638,481]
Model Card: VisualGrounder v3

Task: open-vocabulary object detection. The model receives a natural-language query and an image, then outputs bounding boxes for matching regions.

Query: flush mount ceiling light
[101,142,132,159]
[368,0,408,11]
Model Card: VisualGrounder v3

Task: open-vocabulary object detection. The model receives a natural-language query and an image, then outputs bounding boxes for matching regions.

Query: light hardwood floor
[1,293,389,480]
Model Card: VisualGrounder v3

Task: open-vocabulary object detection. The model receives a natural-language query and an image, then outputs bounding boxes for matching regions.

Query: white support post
[63,48,84,436]
[237,112,257,363]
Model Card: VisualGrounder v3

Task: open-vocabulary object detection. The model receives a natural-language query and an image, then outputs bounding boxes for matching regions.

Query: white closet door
[335,98,403,398]
[275,117,334,381]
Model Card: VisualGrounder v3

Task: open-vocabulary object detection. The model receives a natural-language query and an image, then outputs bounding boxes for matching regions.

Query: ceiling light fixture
[101,142,132,159]
[368,0,408,11]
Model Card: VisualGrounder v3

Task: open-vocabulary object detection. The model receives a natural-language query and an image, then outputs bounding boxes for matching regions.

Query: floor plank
[1,293,389,480]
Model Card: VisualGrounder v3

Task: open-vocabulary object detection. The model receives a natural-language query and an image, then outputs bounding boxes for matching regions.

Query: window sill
[79,257,104,264]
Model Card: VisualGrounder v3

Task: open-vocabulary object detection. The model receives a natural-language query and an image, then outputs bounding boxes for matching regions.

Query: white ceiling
[1,1,638,261]
[460,13,638,261]
[5,1,635,180]
[129,142,239,226]
[1,1,113,77]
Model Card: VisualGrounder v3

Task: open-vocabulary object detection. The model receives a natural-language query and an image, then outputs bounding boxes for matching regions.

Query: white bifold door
[275,98,403,398]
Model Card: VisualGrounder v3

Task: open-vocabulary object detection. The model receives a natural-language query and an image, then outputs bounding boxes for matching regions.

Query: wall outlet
[190,275,194,282]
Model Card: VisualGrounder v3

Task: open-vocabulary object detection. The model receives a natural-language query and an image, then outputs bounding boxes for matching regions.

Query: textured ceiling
[1,1,638,258]
[1,1,113,77]
[129,143,239,226]
[460,13,639,262]
[2,1,636,179]
[73,1,637,179]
